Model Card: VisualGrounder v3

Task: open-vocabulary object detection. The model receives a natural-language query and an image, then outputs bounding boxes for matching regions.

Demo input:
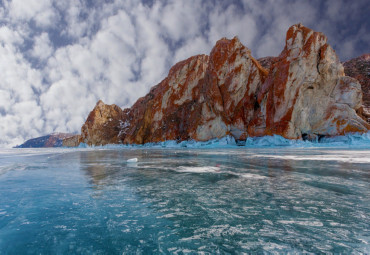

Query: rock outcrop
[76,24,369,146]
[248,24,368,139]
[62,135,81,147]
[119,38,268,144]
[79,100,124,146]
[343,54,370,122]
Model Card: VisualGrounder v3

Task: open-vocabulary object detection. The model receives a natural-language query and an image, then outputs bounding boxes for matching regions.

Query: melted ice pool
[0,147,369,253]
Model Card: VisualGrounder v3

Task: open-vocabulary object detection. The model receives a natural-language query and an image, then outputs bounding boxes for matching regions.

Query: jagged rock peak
[76,24,369,146]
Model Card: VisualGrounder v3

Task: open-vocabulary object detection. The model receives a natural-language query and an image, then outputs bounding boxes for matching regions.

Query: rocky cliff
[69,24,369,146]
[79,100,124,146]
[343,54,370,122]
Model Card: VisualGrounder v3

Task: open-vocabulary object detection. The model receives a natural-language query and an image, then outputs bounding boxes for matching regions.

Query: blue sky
[0,0,369,147]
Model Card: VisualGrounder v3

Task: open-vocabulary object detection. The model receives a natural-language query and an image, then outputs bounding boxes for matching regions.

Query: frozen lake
[0,144,369,253]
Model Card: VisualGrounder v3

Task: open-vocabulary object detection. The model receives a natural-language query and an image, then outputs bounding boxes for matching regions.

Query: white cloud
[9,0,59,28]
[0,36,44,147]
[174,37,211,63]
[31,32,53,60]
[208,4,257,48]
[160,0,203,41]
[0,26,24,45]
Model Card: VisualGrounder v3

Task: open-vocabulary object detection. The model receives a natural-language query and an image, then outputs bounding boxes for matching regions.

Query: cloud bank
[0,0,369,147]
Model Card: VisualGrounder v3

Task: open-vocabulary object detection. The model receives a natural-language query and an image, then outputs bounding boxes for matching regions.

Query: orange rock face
[78,24,369,146]
[118,37,268,144]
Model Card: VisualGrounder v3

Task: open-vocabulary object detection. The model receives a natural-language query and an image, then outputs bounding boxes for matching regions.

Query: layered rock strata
[72,24,369,146]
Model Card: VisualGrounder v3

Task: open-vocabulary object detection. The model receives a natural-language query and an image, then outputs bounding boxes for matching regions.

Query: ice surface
[174,167,267,179]
[0,144,369,254]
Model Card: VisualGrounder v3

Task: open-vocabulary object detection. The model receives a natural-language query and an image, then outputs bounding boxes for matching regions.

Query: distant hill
[15,133,75,148]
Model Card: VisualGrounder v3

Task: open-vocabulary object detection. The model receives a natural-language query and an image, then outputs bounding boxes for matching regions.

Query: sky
[0,0,369,147]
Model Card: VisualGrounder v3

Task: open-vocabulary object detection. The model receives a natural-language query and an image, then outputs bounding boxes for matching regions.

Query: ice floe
[127,158,138,163]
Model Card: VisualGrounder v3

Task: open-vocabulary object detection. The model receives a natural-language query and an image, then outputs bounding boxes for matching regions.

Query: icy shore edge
[76,132,370,149]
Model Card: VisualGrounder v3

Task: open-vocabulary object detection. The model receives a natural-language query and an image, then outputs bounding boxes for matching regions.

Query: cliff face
[249,24,368,139]
[343,54,370,122]
[77,24,369,146]
[120,37,268,144]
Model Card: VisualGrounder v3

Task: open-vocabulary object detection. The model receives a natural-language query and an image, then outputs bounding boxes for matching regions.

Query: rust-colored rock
[249,23,369,138]
[257,56,277,71]
[344,54,370,122]
[80,100,124,146]
[77,24,369,146]
[120,54,210,144]
[118,37,268,144]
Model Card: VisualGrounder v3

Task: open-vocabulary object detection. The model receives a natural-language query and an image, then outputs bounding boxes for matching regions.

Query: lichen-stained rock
[77,24,369,146]
[344,54,370,122]
[119,37,267,144]
[202,37,268,140]
[249,23,369,138]
[120,55,210,144]
[80,100,124,146]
